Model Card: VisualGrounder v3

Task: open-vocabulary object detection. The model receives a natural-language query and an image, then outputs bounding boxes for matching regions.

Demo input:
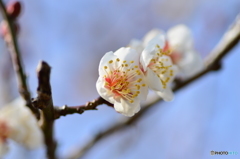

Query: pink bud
[7,1,21,19]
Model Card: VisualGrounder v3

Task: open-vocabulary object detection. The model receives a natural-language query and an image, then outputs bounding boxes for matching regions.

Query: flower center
[0,120,10,143]
[103,59,146,103]
[148,44,174,89]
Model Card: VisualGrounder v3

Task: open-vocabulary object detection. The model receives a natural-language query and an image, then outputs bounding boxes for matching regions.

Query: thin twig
[54,97,113,119]
[66,14,240,159]
[34,61,57,159]
[0,0,39,118]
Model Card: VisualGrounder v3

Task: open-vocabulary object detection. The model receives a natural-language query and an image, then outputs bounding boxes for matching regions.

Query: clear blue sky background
[0,0,239,158]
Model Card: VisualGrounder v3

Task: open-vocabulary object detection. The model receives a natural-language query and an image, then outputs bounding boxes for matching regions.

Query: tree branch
[66,14,240,159]
[0,0,39,118]
[54,97,113,119]
[33,61,57,159]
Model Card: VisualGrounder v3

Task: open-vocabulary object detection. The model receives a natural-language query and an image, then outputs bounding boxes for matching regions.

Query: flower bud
[7,1,21,19]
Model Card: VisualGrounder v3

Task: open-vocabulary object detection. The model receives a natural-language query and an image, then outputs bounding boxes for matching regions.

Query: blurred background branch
[0,0,39,118]
[66,14,240,159]
[0,1,56,158]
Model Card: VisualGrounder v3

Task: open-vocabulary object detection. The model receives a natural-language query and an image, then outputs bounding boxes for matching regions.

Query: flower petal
[167,24,194,53]
[148,33,166,48]
[96,77,115,104]
[141,34,166,71]
[156,88,174,101]
[98,51,117,77]
[146,68,164,91]
[114,98,140,117]
[0,97,43,149]
[142,28,164,46]
[24,124,44,148]
[114,47,140,64]
[128,39,144,54]
[137,77,149,101]
[169,65,178,83]
[177,50,203,78]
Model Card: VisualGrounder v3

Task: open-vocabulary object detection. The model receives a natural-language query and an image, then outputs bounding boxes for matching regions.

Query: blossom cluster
[97,25,203,117]
[0,98,43,157]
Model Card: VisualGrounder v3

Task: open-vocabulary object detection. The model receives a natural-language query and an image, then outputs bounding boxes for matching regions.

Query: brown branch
[66,14,240,159]
[0,1,39,118]
[33,61,57,159]
[54,97,113,119]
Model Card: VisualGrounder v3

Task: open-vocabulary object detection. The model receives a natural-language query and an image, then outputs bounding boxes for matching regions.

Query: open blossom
[0,97,43,157]
[142,25,203,78]
[96,47,148,117]
[166,24,203,78]
[140,34,177,101]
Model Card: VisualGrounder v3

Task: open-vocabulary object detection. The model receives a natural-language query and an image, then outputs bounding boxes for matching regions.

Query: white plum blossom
[96,47,148,117]
[128,30,177,101]
[140,34,178,101]
[0,97,43,157]
[142,25,203,78]
[166,24,203,78]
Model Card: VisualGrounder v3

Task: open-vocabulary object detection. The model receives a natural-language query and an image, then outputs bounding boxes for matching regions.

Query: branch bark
[33,61,57,159]
[66,14,240,159]
[54,97,113,119]
[0,0,39,118]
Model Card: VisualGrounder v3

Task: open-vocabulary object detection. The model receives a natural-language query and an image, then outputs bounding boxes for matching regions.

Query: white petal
[114,101,124,114]
[169,65,178,83]
[98,51,116,77]
[0,97,43,149]
[178,50,203,78]
[161,55,174,66]
[148,33,166,48]
[142,29,163,46]
[137,78,149,101]
[0,143,8,157]
[146,68,164,91]
[140,44,156,71]
[114,47,140,64]
[141,34,166,71]
[156,88,174,101]
[159,57,178,84]
[128,39,144,54]
[114,98,140,117]
[96,77,115,104]
[167,24,194,53]
[24,125,44,149]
